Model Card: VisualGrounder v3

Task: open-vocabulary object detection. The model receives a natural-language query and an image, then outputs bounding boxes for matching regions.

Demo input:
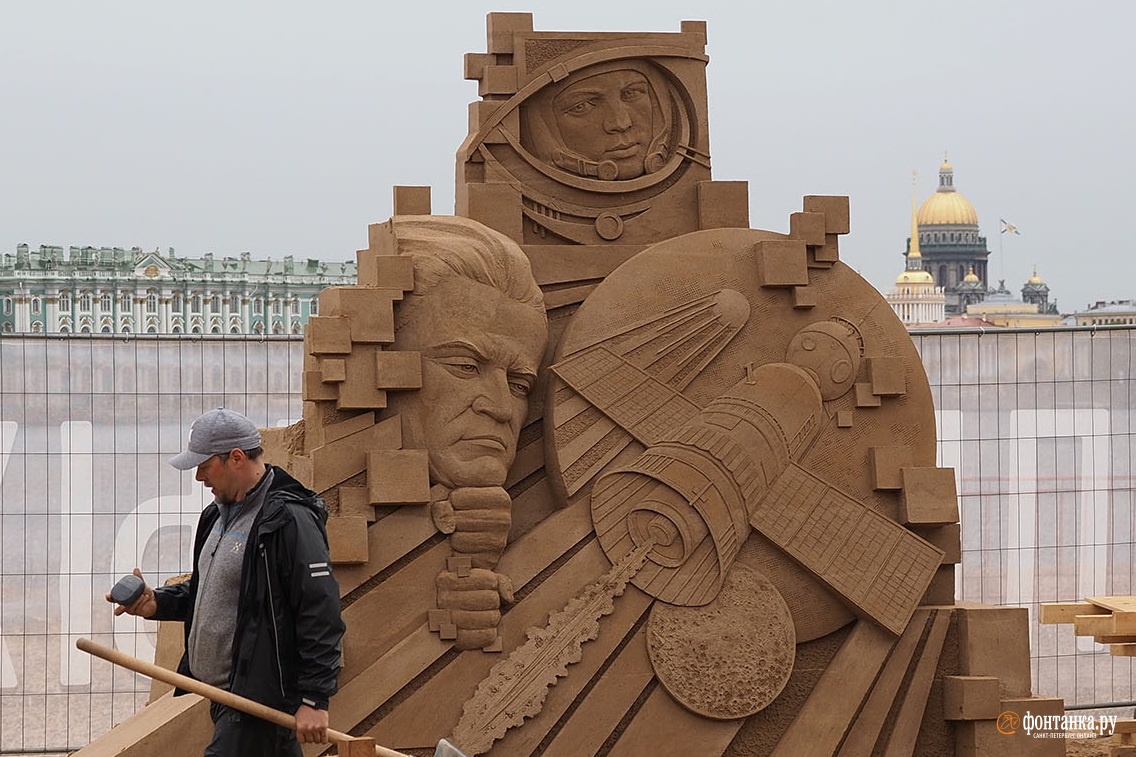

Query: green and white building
[0,243,356,334]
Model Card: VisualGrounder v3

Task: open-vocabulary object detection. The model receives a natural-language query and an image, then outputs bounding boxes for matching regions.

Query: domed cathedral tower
[914,158,991,315]
[955,265,987,310]
[1022,266,1057,314]
[887,177,945,324]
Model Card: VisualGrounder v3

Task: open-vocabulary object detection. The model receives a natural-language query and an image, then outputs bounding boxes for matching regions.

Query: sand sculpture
[77,13,1066,757]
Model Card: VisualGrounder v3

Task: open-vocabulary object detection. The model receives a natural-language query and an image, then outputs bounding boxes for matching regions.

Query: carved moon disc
[646,563,795,720]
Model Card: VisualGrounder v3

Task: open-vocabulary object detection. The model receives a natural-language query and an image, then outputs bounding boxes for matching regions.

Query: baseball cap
[169,408,263,470]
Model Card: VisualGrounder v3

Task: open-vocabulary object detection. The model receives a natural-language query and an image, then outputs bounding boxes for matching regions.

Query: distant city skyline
[2,1,1131,312]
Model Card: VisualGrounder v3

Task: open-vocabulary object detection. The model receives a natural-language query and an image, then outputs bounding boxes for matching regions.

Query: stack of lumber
[1040,596,1136,656]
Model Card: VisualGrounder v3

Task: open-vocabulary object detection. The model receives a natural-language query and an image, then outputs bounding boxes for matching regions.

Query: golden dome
[916,159,978,226]
[1027,267,1043,285]
[896,269,935,285]
[963,266,980,283]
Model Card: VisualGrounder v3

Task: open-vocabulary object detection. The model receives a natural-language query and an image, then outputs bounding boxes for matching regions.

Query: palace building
[0,244,356,334]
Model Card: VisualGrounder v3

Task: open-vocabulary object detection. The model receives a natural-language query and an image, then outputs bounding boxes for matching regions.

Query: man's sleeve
[151,580,193,622]
[285,505,346,707]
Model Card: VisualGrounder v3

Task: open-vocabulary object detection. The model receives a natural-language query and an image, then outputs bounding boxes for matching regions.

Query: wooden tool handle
[76,637,411,757]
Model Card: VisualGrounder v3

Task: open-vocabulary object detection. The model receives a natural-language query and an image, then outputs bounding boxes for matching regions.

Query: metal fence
[0,328,1133,751]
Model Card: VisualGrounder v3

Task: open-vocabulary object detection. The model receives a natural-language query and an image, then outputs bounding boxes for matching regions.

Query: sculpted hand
[433,487,512,569]
[104,568,158,618]
[293,703,329,744]
[435,567,515,651]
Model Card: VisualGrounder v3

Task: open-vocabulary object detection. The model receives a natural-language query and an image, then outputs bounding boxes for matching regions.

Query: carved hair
[390,216,546,319]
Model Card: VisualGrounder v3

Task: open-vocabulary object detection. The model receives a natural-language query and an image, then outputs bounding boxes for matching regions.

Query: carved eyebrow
[423,340,489,362]
[427,339,539,378]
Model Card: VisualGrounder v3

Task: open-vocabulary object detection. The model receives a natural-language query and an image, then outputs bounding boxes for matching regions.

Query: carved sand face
[552,70,655,180]
[389,278,546,488]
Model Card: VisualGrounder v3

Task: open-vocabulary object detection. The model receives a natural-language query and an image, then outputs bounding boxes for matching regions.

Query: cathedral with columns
[886,159,1058,326]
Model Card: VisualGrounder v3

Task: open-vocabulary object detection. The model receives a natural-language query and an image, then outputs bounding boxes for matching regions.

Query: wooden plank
[606,684,745,757]
[1110,644,1136,657]
[1114,611,1136,635]
[1074,613,1116,637]
[1039,601,1109,624]
[771,620,897,757]
[837,610,930,756]
[538,627,654,757]
[880,609,951,757]
[1088,596,1136,613]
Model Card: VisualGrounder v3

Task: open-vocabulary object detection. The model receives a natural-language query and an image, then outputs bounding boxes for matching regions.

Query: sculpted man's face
[388,277,547,488]
[553,69,655,180]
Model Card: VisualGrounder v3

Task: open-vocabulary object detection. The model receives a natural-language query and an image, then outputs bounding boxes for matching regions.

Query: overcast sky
[2,1,1131,312]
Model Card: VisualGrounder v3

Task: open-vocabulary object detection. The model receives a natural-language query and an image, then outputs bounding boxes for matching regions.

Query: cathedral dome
[917,160,978,226]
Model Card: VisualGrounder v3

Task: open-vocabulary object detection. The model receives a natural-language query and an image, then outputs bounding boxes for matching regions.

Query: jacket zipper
[262,543,287,699]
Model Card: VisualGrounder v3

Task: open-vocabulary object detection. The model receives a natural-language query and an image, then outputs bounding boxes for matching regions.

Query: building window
[31,297,42,315]
[101,325,112,333]
[3,297,12,315]
[172,293,183,311]
[59,325,70,334]
[171,324,182,334]
[191,295,202,313]
[230,325,241,334]
[272,298,281,316]
[290,298,299,315]
[120,293,131,310]
[253,298,263,315]
[229,294,240,311]
[147,325,157,333]
[31,321,42,333]
[210,295,221,313]
[100,293,112,311]
[59,291,71,310]
[2,322,12,333]
[146,291,157,313]
[80,325,91,333]
[310,297,319,316]
[80,293,92,311]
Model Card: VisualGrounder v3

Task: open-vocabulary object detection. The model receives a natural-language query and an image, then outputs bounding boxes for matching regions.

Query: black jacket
[153,465,345,713]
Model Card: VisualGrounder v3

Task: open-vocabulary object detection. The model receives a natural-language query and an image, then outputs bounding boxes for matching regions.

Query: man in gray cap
[109,407,345,756]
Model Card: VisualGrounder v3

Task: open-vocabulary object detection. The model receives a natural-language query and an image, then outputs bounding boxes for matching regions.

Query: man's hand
[294,703,329,744]
[104,568,158,618]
